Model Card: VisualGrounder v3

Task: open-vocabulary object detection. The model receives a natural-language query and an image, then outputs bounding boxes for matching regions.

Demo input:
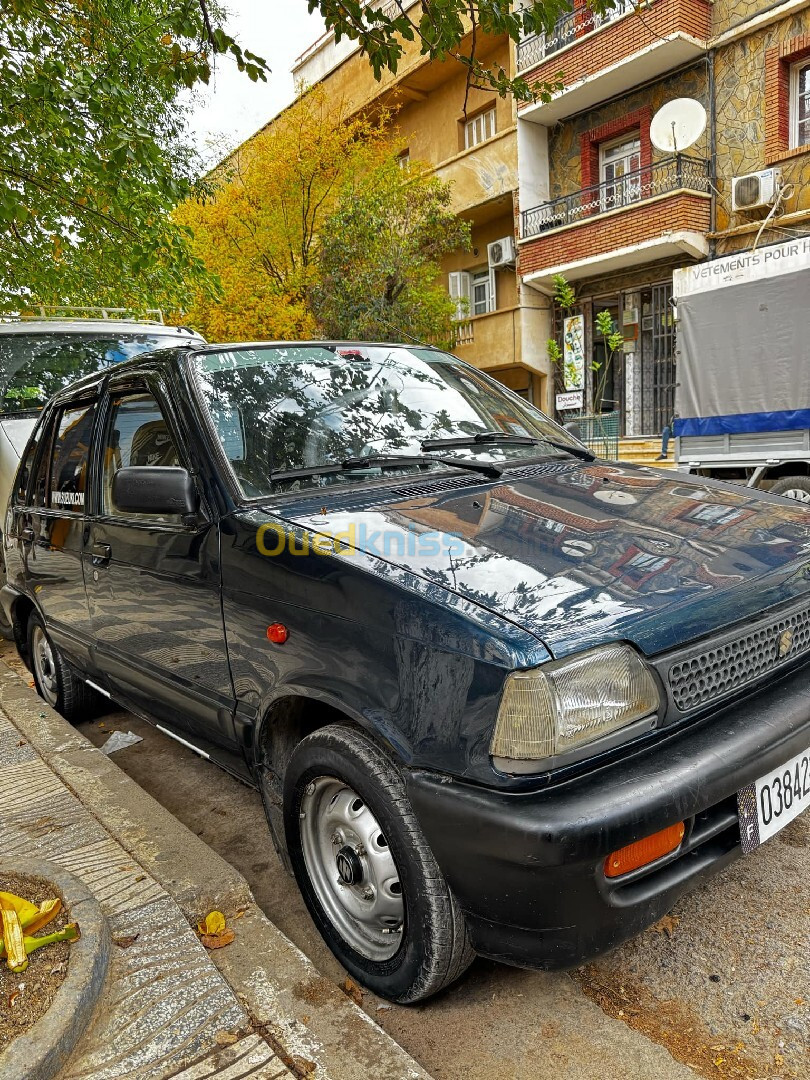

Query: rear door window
[48,403,95,513]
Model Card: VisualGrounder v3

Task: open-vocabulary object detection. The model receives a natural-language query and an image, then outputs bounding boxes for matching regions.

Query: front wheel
[283,724,474,1003]
[769,476,810,502]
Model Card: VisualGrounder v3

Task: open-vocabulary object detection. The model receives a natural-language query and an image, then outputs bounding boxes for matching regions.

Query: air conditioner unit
[487,236,516,269]
[731,168,781,212]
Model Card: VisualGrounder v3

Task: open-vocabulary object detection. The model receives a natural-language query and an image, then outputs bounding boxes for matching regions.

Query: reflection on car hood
[275,460,810,657]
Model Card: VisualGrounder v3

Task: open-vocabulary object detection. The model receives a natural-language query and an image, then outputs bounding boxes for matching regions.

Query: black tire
[284,723,474,1003]
[27,611,97,724]
[769,476,810,502]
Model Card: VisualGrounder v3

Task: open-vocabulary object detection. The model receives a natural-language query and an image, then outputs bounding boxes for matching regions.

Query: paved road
[3,640,807,1080]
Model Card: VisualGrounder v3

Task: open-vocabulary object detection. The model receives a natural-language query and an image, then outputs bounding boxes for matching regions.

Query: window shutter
[488,267,497,313]
[448,271,472,320]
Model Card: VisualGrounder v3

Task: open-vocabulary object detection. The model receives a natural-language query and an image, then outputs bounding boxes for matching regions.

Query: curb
[0,857,111,1080]
[0,662,429,1080]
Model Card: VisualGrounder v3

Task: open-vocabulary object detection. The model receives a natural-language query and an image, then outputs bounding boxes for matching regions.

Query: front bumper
[405,660,810,970]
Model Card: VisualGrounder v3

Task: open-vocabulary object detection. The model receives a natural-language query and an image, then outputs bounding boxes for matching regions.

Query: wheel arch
[253,690,402,873]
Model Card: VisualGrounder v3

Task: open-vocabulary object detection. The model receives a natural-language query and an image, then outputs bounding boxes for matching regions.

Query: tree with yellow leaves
[177,85,469,344]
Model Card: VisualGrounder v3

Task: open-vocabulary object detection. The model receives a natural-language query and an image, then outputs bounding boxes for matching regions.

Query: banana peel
[0,891,62,934]
[0,903,27,972]
[0,891,75,970]
[0,922,80,964]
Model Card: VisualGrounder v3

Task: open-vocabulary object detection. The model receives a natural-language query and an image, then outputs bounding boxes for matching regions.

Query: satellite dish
[650,98,707,154]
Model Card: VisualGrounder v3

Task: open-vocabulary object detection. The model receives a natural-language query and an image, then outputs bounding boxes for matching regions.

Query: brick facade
[519,0,711,105]
[765,33,810,164]
[518,193,711,276]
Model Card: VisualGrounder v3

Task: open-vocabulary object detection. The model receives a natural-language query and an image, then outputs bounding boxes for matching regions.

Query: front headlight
[490,643,661,772]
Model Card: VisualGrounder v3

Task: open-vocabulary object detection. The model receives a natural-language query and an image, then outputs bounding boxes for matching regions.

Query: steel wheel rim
[31,625,58,707]
[780,488,810,503]
[299,776,405,961]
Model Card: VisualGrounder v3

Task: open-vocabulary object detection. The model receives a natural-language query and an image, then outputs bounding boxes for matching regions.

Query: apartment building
[516,0,810,440]
[286,1,810,439]
[292,6,553,409]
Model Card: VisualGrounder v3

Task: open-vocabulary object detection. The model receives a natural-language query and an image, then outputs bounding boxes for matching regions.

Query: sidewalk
[0,661,429,1080]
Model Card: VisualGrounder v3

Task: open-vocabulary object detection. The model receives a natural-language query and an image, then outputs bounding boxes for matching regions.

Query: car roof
[0,319,201,338]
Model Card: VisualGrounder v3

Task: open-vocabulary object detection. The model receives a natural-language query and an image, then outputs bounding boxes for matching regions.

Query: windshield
[0,332,187,416]
[193,345,585,496]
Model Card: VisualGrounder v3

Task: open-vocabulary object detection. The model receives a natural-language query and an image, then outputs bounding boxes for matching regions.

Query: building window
[599,133,641,211]
[448,269,495,320]
[471,269,495,315]
[464,107,496,150]
[791,60,810,149]
[397,149,410,169]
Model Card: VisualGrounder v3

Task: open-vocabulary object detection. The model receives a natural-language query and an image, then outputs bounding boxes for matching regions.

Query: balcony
[434,128,518,222]
[517,0,711,125]
[519,156,712,291]
[516,1,633,71]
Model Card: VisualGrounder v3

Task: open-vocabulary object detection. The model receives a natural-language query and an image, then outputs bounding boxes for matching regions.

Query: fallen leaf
[114,935,139,949]
[198,910,226,936]
[215,1030,239,1047]
[650,914,680,938]
[134,875,146,883]
[8,991,20,1007]
[342,976,364,1005]
[16,740,25,748]
[234,908,247,919]
[202,929,235,950]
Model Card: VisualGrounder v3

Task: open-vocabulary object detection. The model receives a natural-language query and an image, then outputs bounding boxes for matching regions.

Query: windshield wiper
[270,453,502,483]
[542,438,596,462]
[422,431,540,451]
[421,431,596,462]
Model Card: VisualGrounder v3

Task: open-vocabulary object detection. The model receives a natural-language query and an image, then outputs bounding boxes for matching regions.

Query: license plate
[738,746,810,853]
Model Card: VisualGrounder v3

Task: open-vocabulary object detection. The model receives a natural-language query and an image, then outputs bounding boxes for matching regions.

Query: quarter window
[49,403,95,512]
[464,107,496,149]
[791,60,810,149]
[102,392,181,519]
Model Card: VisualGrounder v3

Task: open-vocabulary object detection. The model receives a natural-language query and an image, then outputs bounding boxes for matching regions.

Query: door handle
[20,527,35,543]
[91,542,112,567]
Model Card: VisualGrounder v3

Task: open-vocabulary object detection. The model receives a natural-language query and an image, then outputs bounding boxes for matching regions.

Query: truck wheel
[769,476,810,503]
[284,723,475,1003]
[27,612,96,724]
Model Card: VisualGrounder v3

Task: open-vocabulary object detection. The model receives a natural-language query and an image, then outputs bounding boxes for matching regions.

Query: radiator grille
[668,604,810,712]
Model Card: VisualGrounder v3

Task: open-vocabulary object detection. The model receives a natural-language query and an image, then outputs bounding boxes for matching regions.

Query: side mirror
[112,467,198,518]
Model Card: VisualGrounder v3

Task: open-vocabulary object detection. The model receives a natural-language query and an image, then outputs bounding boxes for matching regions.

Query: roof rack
[18,306,165,323]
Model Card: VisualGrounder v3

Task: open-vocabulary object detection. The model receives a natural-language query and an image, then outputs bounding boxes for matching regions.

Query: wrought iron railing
[567,410,620,459]
[516,1,636,71]
[521,155,711,239]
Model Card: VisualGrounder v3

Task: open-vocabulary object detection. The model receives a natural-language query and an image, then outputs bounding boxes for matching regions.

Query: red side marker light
[267,623,288,644]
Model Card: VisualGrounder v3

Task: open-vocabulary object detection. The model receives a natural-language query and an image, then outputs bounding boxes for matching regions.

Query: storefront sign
[674,236,810,297]
[563,314,585,391]
[556,390,583,412]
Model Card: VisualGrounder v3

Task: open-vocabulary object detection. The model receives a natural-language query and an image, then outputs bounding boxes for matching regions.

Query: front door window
[600,135,641,212]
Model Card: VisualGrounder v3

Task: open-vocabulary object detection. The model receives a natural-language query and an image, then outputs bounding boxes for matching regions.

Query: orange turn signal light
[266,623,289,644]
[604,822,685,878]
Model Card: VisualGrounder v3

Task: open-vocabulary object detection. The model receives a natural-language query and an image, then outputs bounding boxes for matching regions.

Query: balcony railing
[521,155,711,239]
[516,1,635,71]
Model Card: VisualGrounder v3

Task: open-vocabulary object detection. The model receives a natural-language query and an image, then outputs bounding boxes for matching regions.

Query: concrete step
[617,438,677,469]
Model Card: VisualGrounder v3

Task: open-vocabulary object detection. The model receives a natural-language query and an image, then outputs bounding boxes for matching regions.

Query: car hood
[272,460,810,658]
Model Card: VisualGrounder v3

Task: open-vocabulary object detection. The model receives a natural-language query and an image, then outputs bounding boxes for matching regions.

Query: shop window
[791,59,810,149]
[464,107,496,150]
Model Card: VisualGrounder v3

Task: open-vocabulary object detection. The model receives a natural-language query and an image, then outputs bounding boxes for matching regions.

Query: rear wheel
[283,724,474,1003]
[769,476,810,502]
[27,612,97,724]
